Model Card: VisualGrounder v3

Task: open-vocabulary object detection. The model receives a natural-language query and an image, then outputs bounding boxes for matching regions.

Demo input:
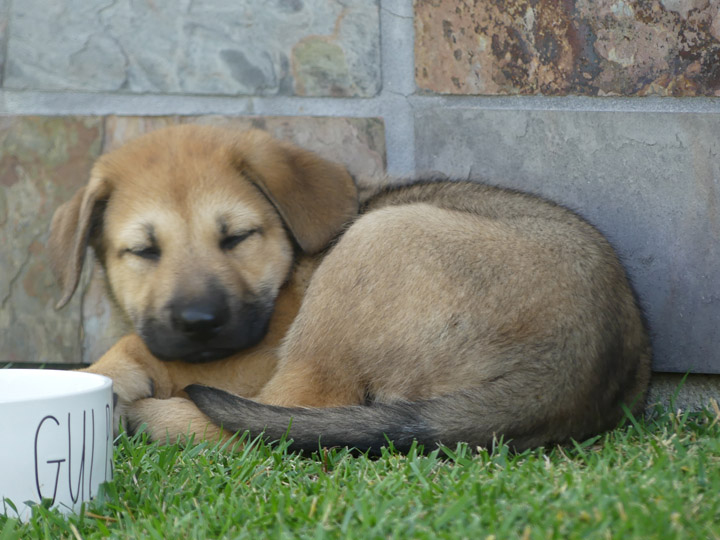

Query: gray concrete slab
[415,108,720,374]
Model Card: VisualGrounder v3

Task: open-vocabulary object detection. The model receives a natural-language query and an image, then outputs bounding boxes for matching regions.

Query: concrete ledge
[648,373,720,413]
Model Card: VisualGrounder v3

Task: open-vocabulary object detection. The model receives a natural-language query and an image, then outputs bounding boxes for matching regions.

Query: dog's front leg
[125,397,230,445]
[81,334,172,434]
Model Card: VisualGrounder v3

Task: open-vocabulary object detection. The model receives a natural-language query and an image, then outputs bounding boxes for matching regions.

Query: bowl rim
[0,369,112,405]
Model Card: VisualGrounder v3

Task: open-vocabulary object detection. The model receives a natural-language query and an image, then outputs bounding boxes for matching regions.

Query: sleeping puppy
[48,124,651,453]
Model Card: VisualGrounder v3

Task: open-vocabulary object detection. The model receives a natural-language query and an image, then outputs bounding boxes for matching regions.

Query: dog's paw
[80,335,159,436]
[74,373,153,436]
[112,377,155,436]
[82,365,154,436]
[126,397,227,444]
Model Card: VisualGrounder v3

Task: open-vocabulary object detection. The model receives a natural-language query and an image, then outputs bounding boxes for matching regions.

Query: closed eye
[220,228,261,251]
[126,245,161,260]
[122,223,160,261]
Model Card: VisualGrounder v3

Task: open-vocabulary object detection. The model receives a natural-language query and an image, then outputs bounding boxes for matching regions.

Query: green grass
[1,405,719,540]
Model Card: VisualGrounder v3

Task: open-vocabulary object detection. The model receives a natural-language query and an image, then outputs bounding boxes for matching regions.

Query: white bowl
[0,369,114,520]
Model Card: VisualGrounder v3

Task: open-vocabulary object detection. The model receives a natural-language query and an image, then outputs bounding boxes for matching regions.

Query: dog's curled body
[190,180,651,452]
[48,125,651,452]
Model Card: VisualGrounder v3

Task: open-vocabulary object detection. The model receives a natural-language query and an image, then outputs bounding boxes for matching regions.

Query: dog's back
[190,179,651,452]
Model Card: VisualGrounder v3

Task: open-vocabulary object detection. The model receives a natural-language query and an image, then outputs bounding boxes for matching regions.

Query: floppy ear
[235,130,359,254]
[48,176,112,309]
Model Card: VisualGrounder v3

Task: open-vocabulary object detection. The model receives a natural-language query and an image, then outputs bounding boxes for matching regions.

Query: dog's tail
[184,384,614,454]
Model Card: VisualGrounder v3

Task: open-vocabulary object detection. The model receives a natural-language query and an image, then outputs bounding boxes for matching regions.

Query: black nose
[170,298,230,340]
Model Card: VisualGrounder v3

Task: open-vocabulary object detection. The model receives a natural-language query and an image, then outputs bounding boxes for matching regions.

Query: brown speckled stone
[415,0,720,96]
[184,116,387,179]
[0,117,103,364]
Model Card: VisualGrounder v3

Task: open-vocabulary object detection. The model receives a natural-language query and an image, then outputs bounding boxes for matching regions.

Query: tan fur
[49,124,651,451]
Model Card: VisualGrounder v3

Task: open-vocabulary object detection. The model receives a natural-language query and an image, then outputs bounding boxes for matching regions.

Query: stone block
[6,0,380,97]
[182,115,387,179]
[0,117,104,364]
[0,0,7,86]
[1,115,386,364]
[415,108,720,373]
[415,0,720,96]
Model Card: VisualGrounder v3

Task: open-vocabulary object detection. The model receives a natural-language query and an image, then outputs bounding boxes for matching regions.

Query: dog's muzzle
[140,288,275,363]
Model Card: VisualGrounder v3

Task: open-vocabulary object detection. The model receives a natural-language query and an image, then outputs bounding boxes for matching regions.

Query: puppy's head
[49,125,358,362]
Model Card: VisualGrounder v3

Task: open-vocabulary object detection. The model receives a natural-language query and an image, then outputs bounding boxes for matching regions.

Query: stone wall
[415,0,720,96]
[1,0,719,378]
